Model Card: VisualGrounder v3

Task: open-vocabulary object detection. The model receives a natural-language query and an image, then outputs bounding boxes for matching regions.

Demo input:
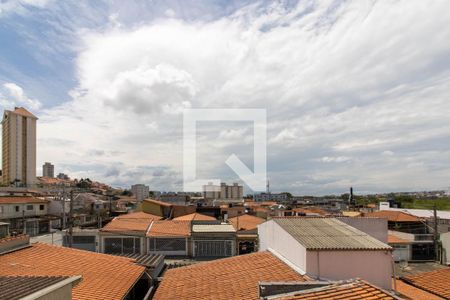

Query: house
[258,217,393,289]
[153,251,307,300]
[364,210,427,234]
[0,196,58,236]
[0,235,151,299]
[0,275,81,300]
[401,267,450,299]
[99,211,162,255]
[191,221,237,257]
[153,251,398,300]
[147,220,191,256]
[229,214,265,254]
[394,279,444,300]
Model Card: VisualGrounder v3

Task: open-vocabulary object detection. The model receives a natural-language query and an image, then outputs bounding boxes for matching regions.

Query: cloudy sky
[0,0,449,195]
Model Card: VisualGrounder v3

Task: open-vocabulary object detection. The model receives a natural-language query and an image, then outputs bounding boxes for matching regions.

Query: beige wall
[37,284,72,300]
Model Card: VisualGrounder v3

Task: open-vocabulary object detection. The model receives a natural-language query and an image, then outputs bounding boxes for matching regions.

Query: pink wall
[306,250,392,289]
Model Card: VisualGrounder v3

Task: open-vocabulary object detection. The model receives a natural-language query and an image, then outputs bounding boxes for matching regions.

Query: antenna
[266,179,270,194]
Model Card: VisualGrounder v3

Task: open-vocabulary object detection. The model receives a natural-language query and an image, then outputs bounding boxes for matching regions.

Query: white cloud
[31,0,450,193]
[0,83,42,110]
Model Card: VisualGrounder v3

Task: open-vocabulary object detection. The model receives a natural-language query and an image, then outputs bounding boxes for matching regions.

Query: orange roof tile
[394,279,443,300]
[292,207,329,216]
[0,243,144,300]
[402,267,450,299]
[147,220,191,237]
[153,251,307,300]
[387,234,410,244]
[0,197,48,204]
[101,212,162,233]
[364,211,421,222]
[229,214,265,231]
[173,213,216,221]
[274,279,395,300]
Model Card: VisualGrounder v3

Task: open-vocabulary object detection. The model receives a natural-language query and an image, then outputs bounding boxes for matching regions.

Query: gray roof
[273,218,392,251]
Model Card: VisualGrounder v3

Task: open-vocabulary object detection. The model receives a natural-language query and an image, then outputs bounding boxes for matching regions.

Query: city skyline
[0,1,450,194]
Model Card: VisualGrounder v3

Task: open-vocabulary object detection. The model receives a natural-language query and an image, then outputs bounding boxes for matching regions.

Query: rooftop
[272,218,392,251]
[402,267,450,299]
[192,223,236,233]
[0,243,145,300]
[268,279,397,300]
[153,251,307,300]
[147,220,191,237]
[364,211,421,222]
[0,275,80,300]
[0,196,48,204]
[8,107,38,119]
[229,214,265,231]
[101,211,162,233]
[394,279,444,300]
[173,213,216,221]
[387,234,410,244]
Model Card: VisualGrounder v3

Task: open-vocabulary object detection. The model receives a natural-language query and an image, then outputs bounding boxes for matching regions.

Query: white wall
[258,220,307,273]
[441,232,450,265]
[306,250,392,290]
[0,203,47,219]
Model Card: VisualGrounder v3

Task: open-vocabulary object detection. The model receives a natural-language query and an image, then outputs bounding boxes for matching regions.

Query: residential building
[42,162,54,178]
[153,251,307,300]
[258,218,393,289]
[254,192,288,202]
[0,196,58,236]
[229,214,265,254]
[56,173,69,180]
[0,235,151,299]
[153,251,398,300]
[203,182,243,201]
[147,220,191,256]
[159,193,189,205]
[173,212,216,221]
[1,107,38,187]
[131,184,149,201]
[388,231,412,262]
[142,199,196,218]
[395,279,444,300]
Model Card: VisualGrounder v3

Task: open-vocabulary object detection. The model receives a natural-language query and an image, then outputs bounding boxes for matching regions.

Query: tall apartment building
[1,107,38,187]
[131,184,150,201]
[42,162,54,178]
[203,182,243,200]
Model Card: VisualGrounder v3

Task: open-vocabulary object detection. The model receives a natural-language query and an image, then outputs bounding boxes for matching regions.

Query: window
[39,205,44,210]
[15,206,20,212]
[0,206,3,214]
[149,238,186,251]
[26,205,33,211]
[104,237,140,254]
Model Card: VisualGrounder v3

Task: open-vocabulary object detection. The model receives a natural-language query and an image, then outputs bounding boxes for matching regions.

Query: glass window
[39,205,44,210]
[15,206,20,212]
[26,205,33,211]
[104,238,122,254]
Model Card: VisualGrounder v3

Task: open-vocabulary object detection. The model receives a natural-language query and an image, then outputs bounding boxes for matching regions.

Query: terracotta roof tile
[274,280,395,300]
[387,235,410,244]
[0,196,48,204]
[147,220,191,237]
[229,214,265,231]
[143,199,173,207]
[402,267,450,298]
[153,251,307,300]
[173,213,216,221]
[364,211,420,222]
[0,243,144,300]
[394,279,443,300]
[101,211,162,233]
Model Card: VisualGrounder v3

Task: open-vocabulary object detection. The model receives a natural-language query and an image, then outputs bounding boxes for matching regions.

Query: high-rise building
[1,107,38,187]
[42,162,54,178]
[131,184,150,201]
[203,182,243,200]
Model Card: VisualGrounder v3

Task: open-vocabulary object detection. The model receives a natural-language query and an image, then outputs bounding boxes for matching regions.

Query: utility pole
[68,189,74,248]
[433,202,439,262]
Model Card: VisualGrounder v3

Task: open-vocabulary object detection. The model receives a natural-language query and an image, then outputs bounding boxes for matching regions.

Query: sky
[0,0,450,195]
